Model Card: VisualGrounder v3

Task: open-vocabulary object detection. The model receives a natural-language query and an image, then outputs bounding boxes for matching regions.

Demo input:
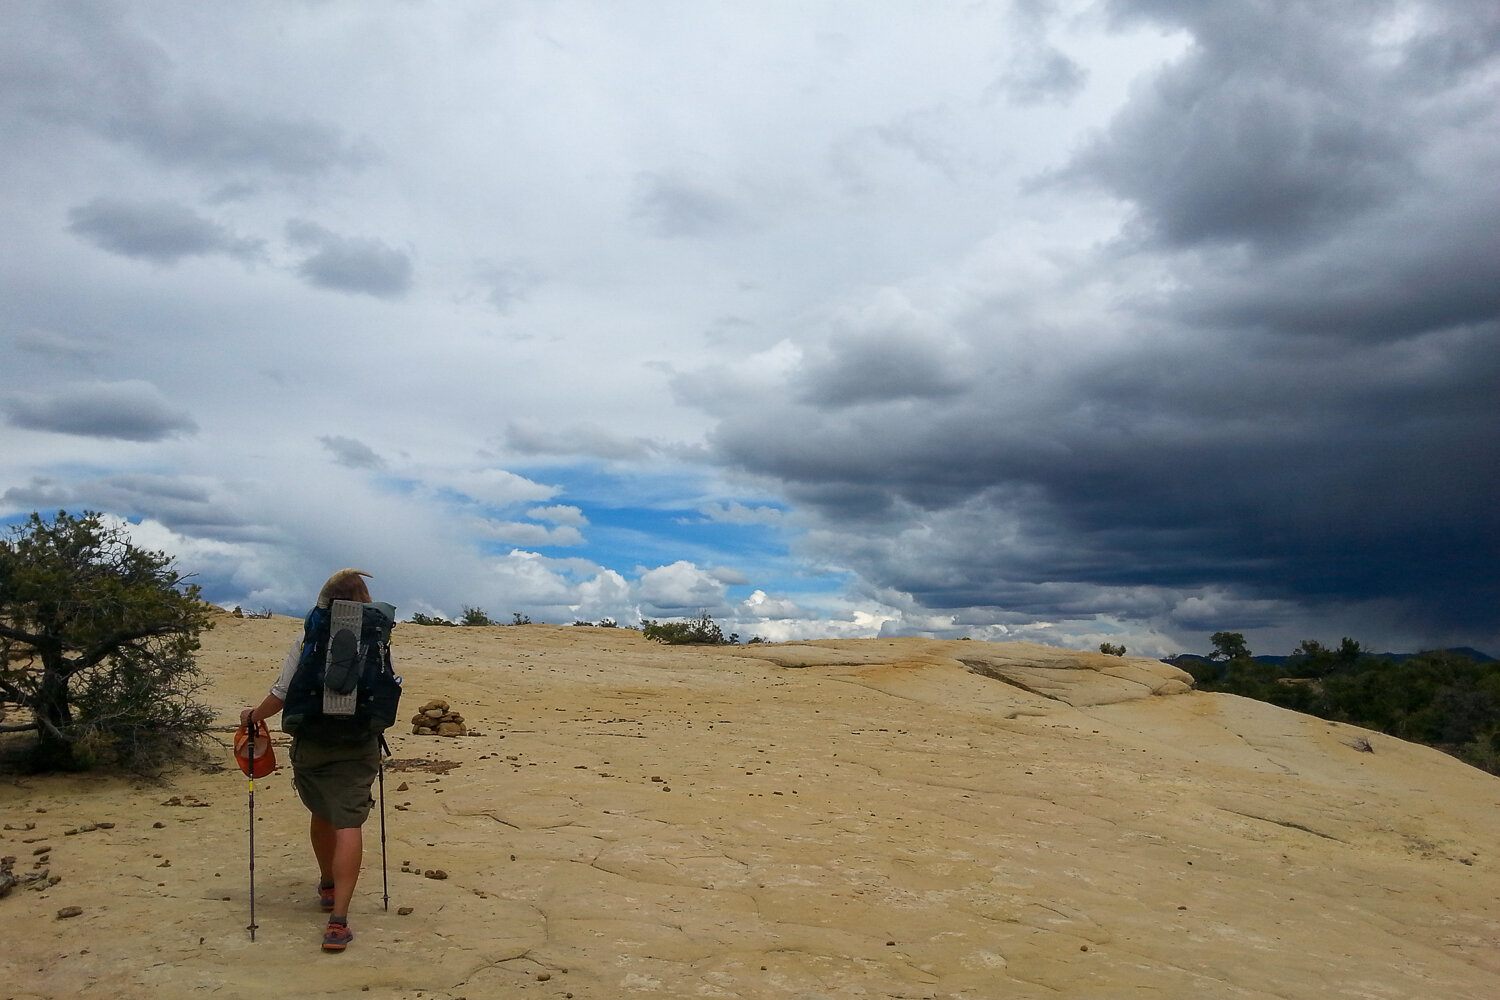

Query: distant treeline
[1168,637,1500,774]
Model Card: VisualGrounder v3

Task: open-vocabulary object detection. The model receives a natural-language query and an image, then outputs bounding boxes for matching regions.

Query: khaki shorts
[290,737,380,829]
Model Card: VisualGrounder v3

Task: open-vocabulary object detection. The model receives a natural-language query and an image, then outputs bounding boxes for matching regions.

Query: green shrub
[641,611,736,645]
[460,606,493,626]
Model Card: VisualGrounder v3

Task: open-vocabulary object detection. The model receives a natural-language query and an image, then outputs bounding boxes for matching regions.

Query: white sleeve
[270,640,302,701]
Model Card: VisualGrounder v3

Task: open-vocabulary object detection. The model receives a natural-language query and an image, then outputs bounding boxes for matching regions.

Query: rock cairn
[411,699,467,737]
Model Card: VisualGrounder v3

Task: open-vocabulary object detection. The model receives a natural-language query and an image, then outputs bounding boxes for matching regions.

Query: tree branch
[0,676,29,706]
[69,620,200,675]
[0,622,45,646]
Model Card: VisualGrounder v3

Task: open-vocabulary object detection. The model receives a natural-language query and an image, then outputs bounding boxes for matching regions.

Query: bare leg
[329,827,363,919]
[311,815,363,918]
[309,814,336,884]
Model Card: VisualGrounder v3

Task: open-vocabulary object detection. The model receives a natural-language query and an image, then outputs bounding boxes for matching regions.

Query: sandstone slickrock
[2,616,1498,999]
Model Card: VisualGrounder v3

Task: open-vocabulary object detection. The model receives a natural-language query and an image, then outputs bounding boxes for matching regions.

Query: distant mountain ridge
[1165,646,1496,668]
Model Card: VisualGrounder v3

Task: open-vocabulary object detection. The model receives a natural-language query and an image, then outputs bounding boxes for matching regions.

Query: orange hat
[234,719,276,778]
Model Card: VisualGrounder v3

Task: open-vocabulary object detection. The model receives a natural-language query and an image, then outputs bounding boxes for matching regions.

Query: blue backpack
[282,600,402,746]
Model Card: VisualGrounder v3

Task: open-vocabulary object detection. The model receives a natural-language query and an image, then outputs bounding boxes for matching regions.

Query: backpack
[282,600,402,746]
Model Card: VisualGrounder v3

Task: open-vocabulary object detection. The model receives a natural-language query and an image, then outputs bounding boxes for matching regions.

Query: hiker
[240,568,394,953]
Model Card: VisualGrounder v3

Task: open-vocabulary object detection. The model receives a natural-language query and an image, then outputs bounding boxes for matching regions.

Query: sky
[2,0,1497,658]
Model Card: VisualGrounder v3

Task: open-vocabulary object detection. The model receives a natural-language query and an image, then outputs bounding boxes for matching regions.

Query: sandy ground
[3,612,1499,999]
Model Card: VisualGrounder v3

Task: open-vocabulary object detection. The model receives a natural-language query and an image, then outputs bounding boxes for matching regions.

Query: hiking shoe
[322,921,353,952]
[318,881,335,912]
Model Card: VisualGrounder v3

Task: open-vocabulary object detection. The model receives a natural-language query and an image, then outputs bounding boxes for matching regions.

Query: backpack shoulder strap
[303,606,329,642]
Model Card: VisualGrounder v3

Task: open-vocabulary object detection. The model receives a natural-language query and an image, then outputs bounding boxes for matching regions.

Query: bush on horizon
[642,611,739,646]
[460,606,493,626]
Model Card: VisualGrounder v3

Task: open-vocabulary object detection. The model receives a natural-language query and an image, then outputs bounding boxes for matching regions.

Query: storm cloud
[702,0,1500,645]
[1,2,1494,656]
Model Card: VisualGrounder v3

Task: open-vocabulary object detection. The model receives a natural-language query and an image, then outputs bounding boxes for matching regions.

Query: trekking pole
[378,736,390,911]
[248,769,258,940]
[235,717,274,942]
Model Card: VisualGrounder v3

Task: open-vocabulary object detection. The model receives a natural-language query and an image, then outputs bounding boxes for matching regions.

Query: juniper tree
[0,511,212,771]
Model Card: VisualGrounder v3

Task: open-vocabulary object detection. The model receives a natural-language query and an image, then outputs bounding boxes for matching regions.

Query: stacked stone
[411,699,467,737]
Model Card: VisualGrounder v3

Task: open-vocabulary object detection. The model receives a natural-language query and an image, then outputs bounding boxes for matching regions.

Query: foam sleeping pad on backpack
[322,600,364,714]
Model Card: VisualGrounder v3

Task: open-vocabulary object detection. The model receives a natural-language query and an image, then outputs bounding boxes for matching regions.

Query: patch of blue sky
[500,461,821,592]
[584,502,777,567]
[511,462,722,512]
[465,461,866,615]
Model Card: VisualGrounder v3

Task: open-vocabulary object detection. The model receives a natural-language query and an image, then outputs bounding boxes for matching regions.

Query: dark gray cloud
[319,435,384,470]
[1068,7,1412,250]
[1,472,266,541]
[1397,5,1500,86]
[286,220,413,298]
[699,2,1500,648]
[126,98,373,177]
[1163,190,1500,344]
[711,318,1500,640]
[5,379,197,441]
[0,3,368,178]
[796,329,976,407]
[67,197,263,265]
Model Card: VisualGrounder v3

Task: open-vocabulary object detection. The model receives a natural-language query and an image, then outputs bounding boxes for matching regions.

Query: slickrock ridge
[749,638,1196,706]
[2,616,1498,999]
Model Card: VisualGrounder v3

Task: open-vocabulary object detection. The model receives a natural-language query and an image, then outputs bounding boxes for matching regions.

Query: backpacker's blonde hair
[316,568,373,608]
